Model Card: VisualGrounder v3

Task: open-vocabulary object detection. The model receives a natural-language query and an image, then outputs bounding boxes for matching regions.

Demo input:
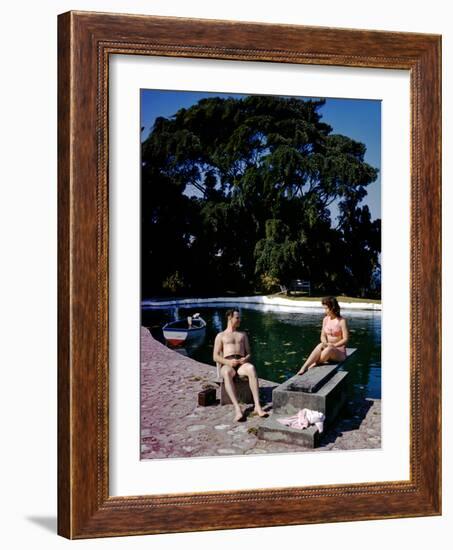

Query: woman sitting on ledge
[297,296,349,375]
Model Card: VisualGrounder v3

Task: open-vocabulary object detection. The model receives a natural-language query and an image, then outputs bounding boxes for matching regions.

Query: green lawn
[267,292,381,304]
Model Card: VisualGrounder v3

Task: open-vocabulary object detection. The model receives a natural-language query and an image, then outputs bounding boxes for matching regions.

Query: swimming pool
[142,303,381,400]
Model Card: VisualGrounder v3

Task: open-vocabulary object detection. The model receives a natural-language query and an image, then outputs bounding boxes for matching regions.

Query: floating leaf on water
[264,361,272,365]
[286,351,297,355]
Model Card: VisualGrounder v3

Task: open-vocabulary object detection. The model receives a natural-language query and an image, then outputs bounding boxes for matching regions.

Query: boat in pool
[162,313,207,347]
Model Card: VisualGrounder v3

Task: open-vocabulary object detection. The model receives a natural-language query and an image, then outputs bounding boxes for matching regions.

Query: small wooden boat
[163,313,206,347]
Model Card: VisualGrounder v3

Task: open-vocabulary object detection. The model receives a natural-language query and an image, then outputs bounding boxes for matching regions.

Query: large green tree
[141,95,380,297]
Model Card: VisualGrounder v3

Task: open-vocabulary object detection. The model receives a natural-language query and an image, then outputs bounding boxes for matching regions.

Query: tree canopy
[141,95,380,298]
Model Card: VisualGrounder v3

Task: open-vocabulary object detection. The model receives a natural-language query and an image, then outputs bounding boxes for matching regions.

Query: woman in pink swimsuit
[297,296,349,375]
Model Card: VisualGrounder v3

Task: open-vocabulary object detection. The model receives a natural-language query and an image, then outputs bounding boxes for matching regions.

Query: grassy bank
[268,293,381,304]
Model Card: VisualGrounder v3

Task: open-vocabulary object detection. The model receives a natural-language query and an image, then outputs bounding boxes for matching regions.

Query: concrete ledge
[287,347,356,393]
[288,364,340,394]
[258,370,349,449]
[273,371,349,419]
[219,376,253,405]
[258,415,320,448]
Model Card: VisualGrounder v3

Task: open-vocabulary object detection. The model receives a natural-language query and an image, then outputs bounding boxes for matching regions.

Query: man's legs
[237,363,268,417]
[221,365,244,421]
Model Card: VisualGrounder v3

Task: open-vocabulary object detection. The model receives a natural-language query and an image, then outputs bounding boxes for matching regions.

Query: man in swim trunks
[213,308,268,422]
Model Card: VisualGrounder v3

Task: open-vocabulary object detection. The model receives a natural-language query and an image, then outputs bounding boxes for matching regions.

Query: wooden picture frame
[58,10,441,539]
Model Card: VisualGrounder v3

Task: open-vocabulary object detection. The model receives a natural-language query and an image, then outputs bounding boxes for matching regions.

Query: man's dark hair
[225,308,240,320]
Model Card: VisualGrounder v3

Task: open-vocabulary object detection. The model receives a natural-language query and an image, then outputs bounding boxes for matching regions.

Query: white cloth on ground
[276,408,325,433]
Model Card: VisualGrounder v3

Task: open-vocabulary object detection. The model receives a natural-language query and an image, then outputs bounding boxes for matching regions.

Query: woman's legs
[320,345,347,364]
[297,343,325,375]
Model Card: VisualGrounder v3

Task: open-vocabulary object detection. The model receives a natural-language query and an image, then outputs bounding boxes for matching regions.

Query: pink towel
[276,409,325,433]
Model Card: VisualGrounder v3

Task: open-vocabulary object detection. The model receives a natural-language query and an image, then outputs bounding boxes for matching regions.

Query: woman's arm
[320,317,328,345]
[332,318,349,347]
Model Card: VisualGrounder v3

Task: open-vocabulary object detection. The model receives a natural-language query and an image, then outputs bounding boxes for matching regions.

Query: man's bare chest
[222,332,244,347]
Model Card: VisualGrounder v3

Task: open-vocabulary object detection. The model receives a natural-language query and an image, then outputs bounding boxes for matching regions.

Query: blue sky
[141,90,381,222]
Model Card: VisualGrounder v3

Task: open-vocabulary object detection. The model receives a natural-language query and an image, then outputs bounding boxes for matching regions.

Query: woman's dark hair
[321,296,341,317]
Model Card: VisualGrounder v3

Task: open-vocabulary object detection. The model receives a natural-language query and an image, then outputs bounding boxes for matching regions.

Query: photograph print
[140,89,381,459]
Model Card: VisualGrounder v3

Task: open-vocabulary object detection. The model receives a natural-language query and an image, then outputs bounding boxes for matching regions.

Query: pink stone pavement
[140,327,381,459]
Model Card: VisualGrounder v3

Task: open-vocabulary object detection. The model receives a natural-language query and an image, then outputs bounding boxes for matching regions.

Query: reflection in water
[143,304,381,400]
[172,331,206,357]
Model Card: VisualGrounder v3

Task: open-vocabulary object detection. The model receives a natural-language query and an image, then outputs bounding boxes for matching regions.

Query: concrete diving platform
[258,348,357,448]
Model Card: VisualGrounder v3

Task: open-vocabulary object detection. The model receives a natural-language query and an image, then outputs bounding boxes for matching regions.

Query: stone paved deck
[140,327,381,459]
